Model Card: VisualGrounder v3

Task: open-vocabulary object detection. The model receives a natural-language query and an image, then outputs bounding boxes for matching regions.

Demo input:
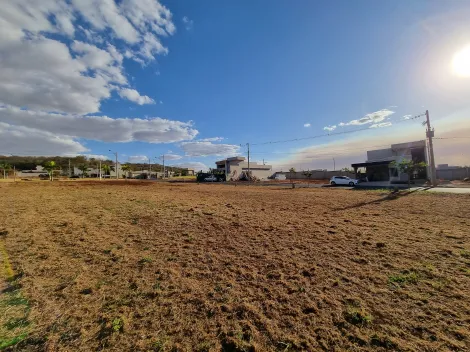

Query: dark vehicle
[38,174,49,180]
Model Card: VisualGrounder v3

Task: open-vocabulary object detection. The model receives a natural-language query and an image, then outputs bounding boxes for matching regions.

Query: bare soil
[1,181,470,351]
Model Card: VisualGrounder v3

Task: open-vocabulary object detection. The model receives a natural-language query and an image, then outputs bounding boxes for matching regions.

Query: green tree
[42,161,58,181]
[303,170,312,187]
[78,164,88,178]
[121,164,131,178]
[289,167,296,173]
[181,169,188,176]
[391,159,427,189]
[101,164,113,176]
[0,163,11,179]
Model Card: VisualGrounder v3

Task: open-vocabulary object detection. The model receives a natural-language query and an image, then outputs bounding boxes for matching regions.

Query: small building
[183,168,195,176]
[351,140,428,182]
[215,156,272,180]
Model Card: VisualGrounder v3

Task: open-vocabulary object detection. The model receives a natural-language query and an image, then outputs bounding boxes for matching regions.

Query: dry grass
[1,181,470,351]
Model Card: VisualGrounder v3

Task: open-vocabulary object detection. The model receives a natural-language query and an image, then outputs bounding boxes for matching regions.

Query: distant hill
[0,155,183,172]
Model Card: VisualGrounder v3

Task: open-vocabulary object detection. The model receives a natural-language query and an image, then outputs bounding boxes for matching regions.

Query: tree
[101,164,111,176]
[42,161,57,181]
[391,159,427,189]
[341,167,353,173]
[78,164,88,178]
[181,169,188,176]
[0,163,11,179]
[289,167,296,173]
[303,170,313,187]
[121,164,131,178]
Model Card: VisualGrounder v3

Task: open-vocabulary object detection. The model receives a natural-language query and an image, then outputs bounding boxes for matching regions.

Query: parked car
[330,176,358,186]
[38,174,49,180]
[204,175,218,182]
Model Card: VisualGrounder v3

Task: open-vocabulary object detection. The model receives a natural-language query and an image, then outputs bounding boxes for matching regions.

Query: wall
[278,171,356,180]
[436,168,470,180]
[367,148,393,162]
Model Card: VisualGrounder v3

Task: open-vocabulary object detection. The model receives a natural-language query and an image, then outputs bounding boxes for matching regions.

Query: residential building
[182,168,195,176]
[351,140,428,182]
[215,156,272,180]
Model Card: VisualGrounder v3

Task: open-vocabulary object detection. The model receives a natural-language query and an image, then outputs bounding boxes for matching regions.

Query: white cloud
[0,0,175,114]
[118,88,155,105]
[128,155,149,163]
[0,105,198,143]
[199,137,224,142]
[323,125,336,132]
[303,123,311,128]
[0,123,87,156]
[174,162,208,172]
[403,115,412,120]
[370,122,392,128]
[180,141,240,157]
[163,153,183,160]
[182,16,194,31]
[81,154,109,161]
[338,109,395,127]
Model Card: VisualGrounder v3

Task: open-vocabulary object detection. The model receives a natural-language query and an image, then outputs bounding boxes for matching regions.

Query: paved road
[411,187,470,194]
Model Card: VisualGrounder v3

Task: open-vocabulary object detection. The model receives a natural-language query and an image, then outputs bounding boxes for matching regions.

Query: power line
[250,114,424,146]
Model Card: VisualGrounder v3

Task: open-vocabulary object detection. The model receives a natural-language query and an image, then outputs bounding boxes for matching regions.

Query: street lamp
[109,150,118,179]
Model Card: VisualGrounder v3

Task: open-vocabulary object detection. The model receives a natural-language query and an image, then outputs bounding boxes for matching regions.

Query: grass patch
[459,249,470,259]
[345,306,372,326]
[0,289,30,349]
[389,271,419,285]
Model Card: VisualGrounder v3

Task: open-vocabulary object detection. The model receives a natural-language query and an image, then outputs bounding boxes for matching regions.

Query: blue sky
[1,0,469,171]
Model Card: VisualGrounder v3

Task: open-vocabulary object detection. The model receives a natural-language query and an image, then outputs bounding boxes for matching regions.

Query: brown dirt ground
[1,181,470,351]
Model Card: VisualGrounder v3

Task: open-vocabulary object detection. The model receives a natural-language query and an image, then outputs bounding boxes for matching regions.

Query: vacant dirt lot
[1,181,470,351]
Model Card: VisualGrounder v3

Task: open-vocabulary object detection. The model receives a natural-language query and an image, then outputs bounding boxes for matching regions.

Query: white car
[330,176,358,186]
[204,175,218,182]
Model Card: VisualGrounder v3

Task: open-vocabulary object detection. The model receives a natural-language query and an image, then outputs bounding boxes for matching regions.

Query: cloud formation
[174,162,208,172]
[323,125,336,132]
[199,137,224,142]
[128,155,149,163]
[0,0,174,114]
[338,109,395,127]
[180,141,240,157]
[0,105,198,144]
[0,123,88,156]
[303,123,311,128]
[118,88,155,105]
[182,16,194,31]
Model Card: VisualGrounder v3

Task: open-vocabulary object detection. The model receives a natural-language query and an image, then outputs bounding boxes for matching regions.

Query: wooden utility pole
[425,110,437,186]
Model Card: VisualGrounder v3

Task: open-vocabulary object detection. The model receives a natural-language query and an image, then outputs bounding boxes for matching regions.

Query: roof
[351,160,393,168]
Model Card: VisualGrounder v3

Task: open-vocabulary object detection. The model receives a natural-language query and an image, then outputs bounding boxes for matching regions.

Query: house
[16,165,48,178]
[215,156,272,180]
[351,140,428,182]
[182,168,195,176]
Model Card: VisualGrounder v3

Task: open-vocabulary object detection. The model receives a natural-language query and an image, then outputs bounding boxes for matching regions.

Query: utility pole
[148,157,152,179]
[246,143,250,175]
[333,158,336,171]
[68,159,71,177]
[425,110,437,186]
[13,165,16,182]
[109,150,118,179]
[99,160,102,180]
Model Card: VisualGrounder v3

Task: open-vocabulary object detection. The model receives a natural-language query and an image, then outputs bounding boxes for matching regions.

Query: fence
[436,167,470,181]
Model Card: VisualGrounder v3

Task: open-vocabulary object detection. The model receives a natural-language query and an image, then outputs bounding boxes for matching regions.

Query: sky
[1,0,470,172]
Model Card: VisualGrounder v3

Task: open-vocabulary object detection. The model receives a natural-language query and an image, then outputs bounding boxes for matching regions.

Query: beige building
[215,156,272,180]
